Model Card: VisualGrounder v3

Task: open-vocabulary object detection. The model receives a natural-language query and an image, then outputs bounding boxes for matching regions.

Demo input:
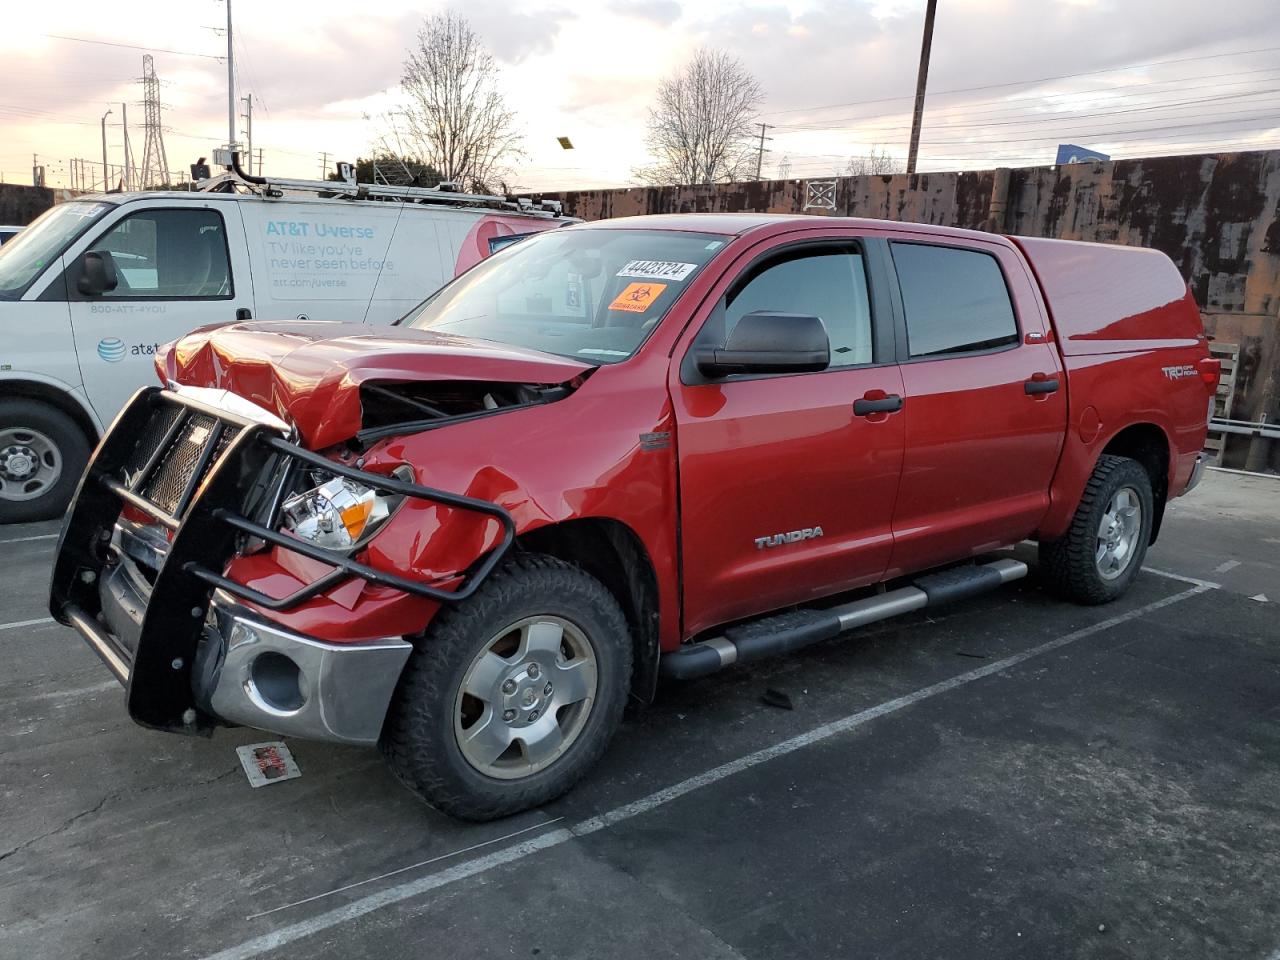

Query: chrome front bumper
[196,595,413,745]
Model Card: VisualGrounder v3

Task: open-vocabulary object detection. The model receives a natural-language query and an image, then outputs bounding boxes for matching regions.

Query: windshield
[402,228,731,363]
[0,201,114,301]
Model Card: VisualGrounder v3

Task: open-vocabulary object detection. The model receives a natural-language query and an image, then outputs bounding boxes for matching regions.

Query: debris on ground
[236,741,301,788]
[762,688,794,710]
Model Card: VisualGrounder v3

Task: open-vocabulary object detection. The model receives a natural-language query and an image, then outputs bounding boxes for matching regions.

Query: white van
[0,176,569,521]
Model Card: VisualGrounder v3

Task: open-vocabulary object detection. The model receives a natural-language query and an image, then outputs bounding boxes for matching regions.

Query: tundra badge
[755,527,824,550]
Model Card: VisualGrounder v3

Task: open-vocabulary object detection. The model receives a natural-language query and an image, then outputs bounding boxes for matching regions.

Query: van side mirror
[696,311,830,377]
[77,250,119,297]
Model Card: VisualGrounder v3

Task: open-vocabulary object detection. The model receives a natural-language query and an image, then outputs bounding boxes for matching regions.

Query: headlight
[281,475,397,549]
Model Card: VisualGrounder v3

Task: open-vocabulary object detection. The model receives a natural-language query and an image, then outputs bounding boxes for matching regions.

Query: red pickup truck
[50,214,1216,820]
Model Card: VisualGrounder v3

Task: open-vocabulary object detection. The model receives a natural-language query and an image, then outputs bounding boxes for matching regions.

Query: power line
[45,34,224,61]
[773,92,1280,143]
[760,44,1280,119]
[771,70,1280,132]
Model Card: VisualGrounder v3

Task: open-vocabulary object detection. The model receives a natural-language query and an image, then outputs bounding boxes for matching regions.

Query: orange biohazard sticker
[608,281,667,313]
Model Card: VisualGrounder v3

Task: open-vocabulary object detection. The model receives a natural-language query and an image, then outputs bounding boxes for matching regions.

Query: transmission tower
[138,55,171,188]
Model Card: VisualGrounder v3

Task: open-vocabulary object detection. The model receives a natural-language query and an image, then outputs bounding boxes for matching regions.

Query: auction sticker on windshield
[617,260,698,281]
[609,282,667,312]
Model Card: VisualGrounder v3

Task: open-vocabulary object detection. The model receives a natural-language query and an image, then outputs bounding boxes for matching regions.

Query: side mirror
[696,311,830,377]
[77,250,119,297]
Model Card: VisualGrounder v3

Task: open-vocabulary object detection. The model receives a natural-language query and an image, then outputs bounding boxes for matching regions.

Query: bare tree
[634,48,764,186]
[845,145,903,177]
[390,13,524,192]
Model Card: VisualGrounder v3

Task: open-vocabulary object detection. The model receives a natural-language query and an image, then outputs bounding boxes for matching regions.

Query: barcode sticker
[617,260,698,281]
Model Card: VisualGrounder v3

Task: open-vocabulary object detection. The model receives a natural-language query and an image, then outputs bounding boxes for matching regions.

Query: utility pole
[240,93,253,175]
[121,102,134,190]
[755,123,772,181]
[100,108,113,191]
[226,0,236,149]
[319,152,330,179]
[906,0,938,176]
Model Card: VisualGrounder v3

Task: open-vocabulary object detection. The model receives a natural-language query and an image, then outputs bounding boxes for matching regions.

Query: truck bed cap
[1011,235,1203,355]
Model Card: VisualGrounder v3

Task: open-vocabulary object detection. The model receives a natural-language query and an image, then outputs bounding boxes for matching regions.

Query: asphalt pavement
[1,469,1277,960]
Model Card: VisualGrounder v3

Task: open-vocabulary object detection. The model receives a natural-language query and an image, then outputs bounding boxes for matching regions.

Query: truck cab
[49,214,1214,821]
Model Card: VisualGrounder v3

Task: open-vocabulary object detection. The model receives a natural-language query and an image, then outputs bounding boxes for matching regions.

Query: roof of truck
[583,212,1009,242]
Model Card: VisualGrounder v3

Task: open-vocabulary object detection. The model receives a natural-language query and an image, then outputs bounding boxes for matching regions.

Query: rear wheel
[0,399,91,524]
[1039,454,1154,605]
[380,553,631,821]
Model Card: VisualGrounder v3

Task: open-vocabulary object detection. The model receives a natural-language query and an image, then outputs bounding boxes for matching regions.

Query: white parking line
[1214,559,1242,574]
[1142,565,1221,589]
[0,533,58,544]
[247,816,566,919]
[200,581,1213,960]
[0,617,55,632]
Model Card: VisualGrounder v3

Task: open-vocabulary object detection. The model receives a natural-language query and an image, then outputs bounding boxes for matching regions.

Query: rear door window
[890,242,1018,357]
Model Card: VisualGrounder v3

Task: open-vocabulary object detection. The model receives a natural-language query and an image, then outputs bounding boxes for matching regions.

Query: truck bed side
[1012,236,1211,542]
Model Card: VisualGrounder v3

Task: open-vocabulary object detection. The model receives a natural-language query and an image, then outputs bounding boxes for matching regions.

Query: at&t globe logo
[97,337,126,362]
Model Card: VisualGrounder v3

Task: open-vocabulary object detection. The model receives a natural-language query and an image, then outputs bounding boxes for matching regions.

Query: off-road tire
[1039,454,1154,605]
[379,553,632,821]
[0,399,91,524]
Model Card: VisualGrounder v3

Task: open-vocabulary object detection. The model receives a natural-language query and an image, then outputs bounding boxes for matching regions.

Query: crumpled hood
[156,320,592,449]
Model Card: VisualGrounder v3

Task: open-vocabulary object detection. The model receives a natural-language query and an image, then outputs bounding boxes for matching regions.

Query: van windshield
[401,228,730,363]
[0,201,114,301]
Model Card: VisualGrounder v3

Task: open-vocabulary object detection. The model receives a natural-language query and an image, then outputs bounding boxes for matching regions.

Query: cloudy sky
[4,0,1280,191]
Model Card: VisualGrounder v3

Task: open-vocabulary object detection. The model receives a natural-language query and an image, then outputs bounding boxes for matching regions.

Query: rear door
[671,232,906,636]
[882,235,1067,576]
[62,201,253,423]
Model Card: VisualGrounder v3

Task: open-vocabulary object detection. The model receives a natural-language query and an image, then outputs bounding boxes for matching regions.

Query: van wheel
[1039,454,1154,605]
[0,399,91,524]
[379,553,631,821]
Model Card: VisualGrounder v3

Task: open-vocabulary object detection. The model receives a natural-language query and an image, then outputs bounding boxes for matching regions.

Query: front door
[671,237,905,638]
[63,203,254,423]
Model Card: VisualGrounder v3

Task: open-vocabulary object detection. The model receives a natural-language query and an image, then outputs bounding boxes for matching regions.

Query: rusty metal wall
[549,150,1280,469]
[0,183,81,226]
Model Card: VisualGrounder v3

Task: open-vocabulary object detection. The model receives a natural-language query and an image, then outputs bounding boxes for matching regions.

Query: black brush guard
[49,386,515,733]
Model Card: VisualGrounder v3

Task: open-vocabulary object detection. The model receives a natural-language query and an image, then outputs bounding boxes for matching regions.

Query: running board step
[660,559,1028,681]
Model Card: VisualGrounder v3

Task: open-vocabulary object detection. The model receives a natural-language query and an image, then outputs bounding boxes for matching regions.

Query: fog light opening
[249,652,305,713]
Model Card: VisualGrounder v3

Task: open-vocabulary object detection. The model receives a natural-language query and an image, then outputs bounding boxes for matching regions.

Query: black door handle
[853,394,903,416]
[235,307,253,321]
[1024,377,1060,395]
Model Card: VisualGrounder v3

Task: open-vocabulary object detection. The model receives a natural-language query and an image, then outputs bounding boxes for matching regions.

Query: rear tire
[0,399,91,524]
[1039,454,1154,605]
[379,553,631,821]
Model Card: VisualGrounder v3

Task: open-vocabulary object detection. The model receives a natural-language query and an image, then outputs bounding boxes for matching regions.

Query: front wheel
[380,553,632,821]
[1039,454,1154,605]
[0,399,91,524]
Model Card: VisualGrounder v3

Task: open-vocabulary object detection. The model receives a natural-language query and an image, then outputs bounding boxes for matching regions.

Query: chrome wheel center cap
[499,663,553,725]
[3,448,35,479]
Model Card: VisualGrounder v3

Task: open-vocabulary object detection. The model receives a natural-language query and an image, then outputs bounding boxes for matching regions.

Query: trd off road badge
[1162,364,1197,380]
[755,527,824,550]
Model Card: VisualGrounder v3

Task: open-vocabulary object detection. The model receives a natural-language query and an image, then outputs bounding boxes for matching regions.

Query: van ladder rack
[197,151,564,218]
